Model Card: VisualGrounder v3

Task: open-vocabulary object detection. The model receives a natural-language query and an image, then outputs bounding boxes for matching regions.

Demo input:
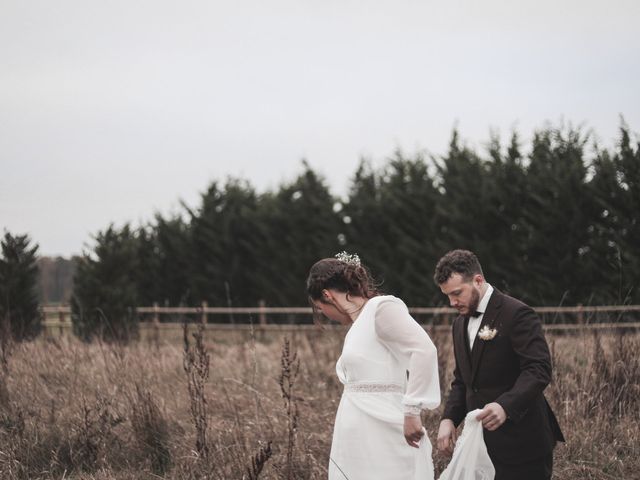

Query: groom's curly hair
[433,249,484,285]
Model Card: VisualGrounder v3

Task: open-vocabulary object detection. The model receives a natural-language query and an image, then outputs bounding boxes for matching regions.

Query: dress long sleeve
[374,297,441,415]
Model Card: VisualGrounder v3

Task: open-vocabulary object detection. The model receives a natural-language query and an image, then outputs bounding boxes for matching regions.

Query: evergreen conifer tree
[608,123,640,303]
[152,214,192,307]
[189,179,265,309]
[345,152,441,304]
[481,132,530,295]
[521,126,591,305]
[71,224,140,342]
[0,232,41,341]
[258,162,342,308]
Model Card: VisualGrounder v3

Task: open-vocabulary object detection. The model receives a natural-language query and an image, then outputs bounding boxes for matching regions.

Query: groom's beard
[462,288,481,319]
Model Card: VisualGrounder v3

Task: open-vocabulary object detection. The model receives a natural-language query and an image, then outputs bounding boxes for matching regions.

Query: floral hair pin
[478,325,498,341]
[335,251,361,266]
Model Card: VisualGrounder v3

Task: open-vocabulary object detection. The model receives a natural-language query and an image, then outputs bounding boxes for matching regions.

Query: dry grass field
[0,325,638,480]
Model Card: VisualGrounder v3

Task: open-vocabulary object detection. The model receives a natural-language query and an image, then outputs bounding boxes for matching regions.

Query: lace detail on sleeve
[403,404,422,416]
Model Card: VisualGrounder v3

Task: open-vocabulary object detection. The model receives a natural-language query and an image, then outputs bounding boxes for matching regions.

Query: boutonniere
[478,325,498,341]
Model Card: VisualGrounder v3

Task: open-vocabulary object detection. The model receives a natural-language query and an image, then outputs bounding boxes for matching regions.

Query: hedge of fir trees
[71,124,640,336]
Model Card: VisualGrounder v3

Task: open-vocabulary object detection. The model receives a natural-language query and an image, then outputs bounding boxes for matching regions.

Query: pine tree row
[3,123,639,341]
[67,124,640,339]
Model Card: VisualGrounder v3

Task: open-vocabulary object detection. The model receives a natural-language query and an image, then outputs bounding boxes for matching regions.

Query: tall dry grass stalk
[1,312,12,374]
[277,337,300,480]
[244,441,273,480]
[183,320,211,459]
[0,327,637,479]
[130,384,171,475]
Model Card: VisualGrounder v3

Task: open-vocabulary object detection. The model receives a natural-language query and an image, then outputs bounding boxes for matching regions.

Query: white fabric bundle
[438,409,495,480]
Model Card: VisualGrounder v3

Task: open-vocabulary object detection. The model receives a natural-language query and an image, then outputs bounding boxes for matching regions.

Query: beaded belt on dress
[344,382,404,393]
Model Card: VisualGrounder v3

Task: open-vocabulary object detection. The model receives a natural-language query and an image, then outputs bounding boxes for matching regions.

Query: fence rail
[42,304,640,315]
[41,303,640,333]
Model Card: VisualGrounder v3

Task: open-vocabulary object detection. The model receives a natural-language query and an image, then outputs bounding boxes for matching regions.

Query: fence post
[577,304,584,324]
[150,302,160,348]
[201,301,208,325]
[259,299,267,326]
[58,308,66,336]
[153,302,160,324]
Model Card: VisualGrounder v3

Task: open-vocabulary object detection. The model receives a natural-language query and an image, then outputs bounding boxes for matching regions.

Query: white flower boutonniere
[478,325,498,341]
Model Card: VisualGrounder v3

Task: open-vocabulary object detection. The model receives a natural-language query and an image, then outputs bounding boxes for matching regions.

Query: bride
[306,253,441,480]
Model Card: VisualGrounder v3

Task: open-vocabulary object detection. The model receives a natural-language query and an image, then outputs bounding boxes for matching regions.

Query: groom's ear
[472,274,485,287]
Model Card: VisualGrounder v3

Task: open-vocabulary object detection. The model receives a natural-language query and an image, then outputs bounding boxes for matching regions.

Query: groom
[434,249,564,480]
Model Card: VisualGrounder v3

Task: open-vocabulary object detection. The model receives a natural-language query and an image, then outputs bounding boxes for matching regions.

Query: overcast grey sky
[1,0,639,257]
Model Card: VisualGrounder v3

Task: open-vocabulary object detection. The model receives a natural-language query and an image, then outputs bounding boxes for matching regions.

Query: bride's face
[313,290,352,325]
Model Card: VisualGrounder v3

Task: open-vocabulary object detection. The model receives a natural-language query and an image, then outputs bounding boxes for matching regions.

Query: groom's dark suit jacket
[443,288,565,464]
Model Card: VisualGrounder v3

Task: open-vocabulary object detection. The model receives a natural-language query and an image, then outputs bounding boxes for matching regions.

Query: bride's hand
[403,415,424,448]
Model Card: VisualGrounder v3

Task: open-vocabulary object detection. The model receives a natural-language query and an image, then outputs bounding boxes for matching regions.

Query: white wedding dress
[438,409,495,480]
[328,295,441,480]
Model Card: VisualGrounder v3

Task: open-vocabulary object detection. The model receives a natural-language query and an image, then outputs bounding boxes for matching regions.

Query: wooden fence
[40,303,640,334]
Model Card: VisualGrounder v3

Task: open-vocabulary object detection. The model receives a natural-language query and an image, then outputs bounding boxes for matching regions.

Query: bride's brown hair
[306,257,380,304]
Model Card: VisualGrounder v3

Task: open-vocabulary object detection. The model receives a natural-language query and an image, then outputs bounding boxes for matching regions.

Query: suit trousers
[491,452,553,480]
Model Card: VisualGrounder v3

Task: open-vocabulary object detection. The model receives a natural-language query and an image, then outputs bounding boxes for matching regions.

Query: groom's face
[439,273,482,318]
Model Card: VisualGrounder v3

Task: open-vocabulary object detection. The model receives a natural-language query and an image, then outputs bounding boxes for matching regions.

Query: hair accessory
[335,251,361,266]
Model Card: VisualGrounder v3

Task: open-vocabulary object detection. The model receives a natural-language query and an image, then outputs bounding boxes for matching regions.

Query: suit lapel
[454,315,472,382]
[470,289,503,384]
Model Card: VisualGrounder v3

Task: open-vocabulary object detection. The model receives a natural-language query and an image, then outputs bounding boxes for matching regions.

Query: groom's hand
[477,402,507,431]
[437,419,457,455]
[403,415,425,449]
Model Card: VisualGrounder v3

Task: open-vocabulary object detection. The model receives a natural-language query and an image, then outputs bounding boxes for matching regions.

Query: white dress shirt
[467,284,494,350]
